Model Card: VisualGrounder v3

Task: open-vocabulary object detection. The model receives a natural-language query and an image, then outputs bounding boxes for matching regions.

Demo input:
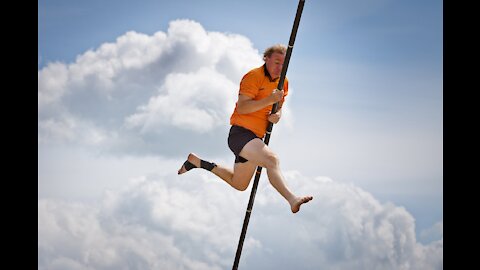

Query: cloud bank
[38,171,442,270]
[38,19,264,157]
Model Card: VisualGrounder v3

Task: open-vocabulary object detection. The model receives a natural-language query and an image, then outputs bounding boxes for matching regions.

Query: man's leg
[178,153,257,191]
[239,138,313,213]
[210,161,257,191]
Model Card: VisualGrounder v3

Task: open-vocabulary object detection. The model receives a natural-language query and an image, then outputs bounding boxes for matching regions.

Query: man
[178,44,313,213]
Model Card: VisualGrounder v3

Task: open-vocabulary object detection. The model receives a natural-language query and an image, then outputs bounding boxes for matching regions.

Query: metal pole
[232,1,305,269]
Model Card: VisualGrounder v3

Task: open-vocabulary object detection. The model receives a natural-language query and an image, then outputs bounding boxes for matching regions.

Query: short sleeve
[239,71,259,99]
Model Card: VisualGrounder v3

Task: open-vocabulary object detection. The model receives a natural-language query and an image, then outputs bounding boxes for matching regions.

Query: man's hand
[268,111,282,124]
[269,89,284,104]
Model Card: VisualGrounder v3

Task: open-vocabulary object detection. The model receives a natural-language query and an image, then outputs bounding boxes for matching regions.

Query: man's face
[265,52,285,79]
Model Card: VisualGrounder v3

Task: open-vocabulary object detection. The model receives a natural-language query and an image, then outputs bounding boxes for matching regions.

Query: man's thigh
[239,138,275,168]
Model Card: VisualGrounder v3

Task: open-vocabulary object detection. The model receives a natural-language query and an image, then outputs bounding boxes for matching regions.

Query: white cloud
[38,61,69,109]
[253,171,443,270]
[38,170,442,270]
[125,67,237,134]
[38,19,266,156]
[39,172,246,270]
[38,114,108,145]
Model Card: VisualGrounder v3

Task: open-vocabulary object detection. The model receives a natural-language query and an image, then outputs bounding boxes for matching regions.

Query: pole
[232,1,305,269]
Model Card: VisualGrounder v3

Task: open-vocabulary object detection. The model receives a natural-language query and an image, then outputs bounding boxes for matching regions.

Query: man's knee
[232,177,250,191]
[264,153,279,169]
[231,168,254,192]
[236,183,249,192]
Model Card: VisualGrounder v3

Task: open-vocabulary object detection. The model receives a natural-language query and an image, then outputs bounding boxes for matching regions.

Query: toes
[177,165,186,175]
[291,196,313,213]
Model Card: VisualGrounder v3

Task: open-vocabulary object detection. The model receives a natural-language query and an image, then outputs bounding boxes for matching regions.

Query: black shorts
[228,125,260,163]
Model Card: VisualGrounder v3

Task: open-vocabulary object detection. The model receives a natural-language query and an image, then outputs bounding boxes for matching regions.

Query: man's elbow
[237,107,247,114]
[236,103,248,114]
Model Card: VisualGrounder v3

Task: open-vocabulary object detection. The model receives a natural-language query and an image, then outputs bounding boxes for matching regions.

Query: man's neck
[263,64,278,82]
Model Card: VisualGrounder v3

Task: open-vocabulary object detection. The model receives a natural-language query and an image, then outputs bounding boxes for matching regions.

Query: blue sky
[39,0,442,68]
[38,0,443,269]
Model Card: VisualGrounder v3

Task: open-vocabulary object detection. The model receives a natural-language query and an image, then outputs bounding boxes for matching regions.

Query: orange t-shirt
[230,64,289,138]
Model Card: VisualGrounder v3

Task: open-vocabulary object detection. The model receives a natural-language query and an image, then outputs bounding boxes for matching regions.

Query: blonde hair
[263,44,287,60]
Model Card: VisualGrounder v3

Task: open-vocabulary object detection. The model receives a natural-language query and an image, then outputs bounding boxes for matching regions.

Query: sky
[38,0,443,269]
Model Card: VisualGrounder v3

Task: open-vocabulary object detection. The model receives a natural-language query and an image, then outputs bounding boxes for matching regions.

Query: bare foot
[290,196,313,213]
[177,153,201,175]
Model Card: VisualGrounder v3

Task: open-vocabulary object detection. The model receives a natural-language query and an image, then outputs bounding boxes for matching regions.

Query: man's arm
[236,89,284,114]
[268,107,282,124]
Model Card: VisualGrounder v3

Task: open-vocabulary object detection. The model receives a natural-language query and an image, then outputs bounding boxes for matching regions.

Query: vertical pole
[232,1,305,269]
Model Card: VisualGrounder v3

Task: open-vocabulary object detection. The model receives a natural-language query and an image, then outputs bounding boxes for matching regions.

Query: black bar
[232,1,305,269]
